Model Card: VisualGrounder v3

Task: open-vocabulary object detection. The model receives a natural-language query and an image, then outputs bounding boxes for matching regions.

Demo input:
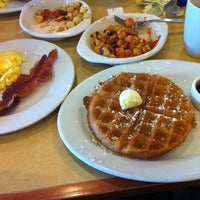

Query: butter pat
[119,89,142,110]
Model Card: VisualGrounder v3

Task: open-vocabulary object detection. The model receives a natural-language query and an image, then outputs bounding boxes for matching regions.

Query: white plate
[19,0,92,41]
[0,0,26,14]
[0,39,74,134]
[77,13,168,65]
[58,60,200,183]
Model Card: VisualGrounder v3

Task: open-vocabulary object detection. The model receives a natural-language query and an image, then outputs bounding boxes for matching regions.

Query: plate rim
[0,38,75,134]
[57,59,200,183]
[77,13,168,65]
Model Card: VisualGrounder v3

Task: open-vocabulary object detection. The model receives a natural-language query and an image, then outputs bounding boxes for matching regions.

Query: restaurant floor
[115,186,200,200]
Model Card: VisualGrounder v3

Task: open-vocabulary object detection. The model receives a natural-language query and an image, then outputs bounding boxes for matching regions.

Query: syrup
[197,84,200,93]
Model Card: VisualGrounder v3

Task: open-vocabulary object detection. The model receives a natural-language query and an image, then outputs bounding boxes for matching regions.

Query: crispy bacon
[0,49,58,115]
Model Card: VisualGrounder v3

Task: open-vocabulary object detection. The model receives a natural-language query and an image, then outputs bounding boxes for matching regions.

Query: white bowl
[77,13,168,65]
[19,0,92,41]
[191,76,200,111]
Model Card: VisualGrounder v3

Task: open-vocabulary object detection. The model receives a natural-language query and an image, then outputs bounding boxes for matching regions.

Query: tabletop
[1,0,200,199]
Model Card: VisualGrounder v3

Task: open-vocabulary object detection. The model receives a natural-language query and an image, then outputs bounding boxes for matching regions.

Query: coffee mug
[184,0,200,58]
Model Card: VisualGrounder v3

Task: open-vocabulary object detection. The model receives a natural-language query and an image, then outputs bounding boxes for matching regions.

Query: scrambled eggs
[0,0,10,8]
[0,50,24,90]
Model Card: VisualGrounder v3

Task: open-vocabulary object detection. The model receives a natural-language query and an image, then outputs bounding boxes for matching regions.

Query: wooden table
[1,0,200,199]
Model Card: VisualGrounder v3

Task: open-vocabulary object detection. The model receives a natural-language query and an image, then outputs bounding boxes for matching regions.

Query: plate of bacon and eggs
[0,39,74,134]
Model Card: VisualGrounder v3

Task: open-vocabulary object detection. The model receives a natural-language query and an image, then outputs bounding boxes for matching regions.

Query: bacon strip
[0,49,58,114]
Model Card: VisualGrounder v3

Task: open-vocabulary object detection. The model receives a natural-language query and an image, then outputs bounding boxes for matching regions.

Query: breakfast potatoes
[89,19,161,58]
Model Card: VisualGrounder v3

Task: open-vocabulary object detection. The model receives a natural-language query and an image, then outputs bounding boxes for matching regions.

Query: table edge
[1,177,200,200]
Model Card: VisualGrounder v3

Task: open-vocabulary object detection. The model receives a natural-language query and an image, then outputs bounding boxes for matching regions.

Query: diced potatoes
[34,1,91,33]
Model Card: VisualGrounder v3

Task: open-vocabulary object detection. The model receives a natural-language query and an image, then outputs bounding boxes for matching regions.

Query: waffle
[83,72,196,160]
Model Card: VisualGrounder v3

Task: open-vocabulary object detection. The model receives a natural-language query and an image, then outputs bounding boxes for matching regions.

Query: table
[1,0,200,199]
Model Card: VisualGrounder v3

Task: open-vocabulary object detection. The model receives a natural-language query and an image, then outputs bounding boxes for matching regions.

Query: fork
[114,15,184,29]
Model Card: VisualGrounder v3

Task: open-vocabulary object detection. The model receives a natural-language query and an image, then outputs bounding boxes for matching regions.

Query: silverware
[114,15,184,29]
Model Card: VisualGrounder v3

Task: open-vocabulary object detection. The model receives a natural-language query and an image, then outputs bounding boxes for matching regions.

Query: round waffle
[83,72,196,159]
